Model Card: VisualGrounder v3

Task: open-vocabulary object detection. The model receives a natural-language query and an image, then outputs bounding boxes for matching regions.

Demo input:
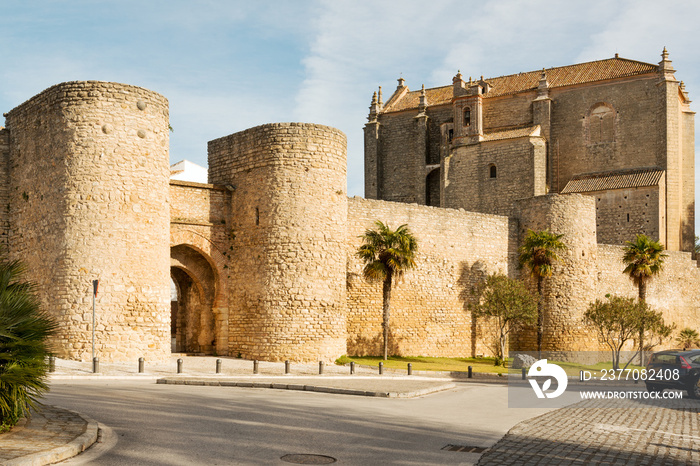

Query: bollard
[521,367,526,380]
[253,360,259,374]
[285,360,291,375]
[177,358,183,374]
[378,362,383,375]
[138,357,145,374]
[407,363,412,376]
[350,361,355,375]
[216,359,222,374]
[49,355,56,373]
[319,361,324,375]
[93,357,100,374]
[468,365,472,378]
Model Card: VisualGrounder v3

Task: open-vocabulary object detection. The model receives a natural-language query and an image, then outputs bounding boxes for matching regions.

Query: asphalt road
[46,380,549,466]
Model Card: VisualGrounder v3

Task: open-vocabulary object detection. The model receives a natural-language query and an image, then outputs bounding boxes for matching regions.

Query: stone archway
[170,244,219,354]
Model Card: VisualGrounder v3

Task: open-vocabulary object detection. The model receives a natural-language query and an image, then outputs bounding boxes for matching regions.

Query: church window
[464,107,471,127]
[489,164,497,179]
[588,103,615,144]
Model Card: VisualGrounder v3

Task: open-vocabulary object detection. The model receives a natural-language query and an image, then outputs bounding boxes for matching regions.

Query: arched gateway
[171,244,218,354]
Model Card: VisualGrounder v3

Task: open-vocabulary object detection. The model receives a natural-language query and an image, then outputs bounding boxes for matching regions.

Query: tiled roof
[383,57,658,113]
[561,168,665,193]
[482,125,541,141]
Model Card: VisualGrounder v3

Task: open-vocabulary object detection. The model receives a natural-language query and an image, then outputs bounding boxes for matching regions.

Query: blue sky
[2,0,700,231]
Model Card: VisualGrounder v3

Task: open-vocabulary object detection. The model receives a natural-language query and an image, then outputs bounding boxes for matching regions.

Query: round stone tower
[5,81,171,361]
[208,123,347,362]
[514,193,599,353]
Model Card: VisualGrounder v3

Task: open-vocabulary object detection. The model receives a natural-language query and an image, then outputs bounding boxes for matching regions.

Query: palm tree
[0,258,56,431]
[518,229,566,356]
[357,221,417,360]
[676,328,700,350]
[622,234,666,365]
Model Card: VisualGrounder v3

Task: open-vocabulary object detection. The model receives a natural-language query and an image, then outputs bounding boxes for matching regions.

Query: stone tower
[514,194,599,352]
[3,81,171,362]
[208,123,348,362]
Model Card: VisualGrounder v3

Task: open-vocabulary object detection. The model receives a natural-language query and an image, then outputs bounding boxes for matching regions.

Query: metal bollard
[285,360,290,374]
[407,363,412,376]
[350,361,355,375]
[216,359,222,374]
[253,360,259,374]
[379,362,383,375]
[521,367,526,380]
[93,357,99,374]
[138,357,144,373]
[48,355,56,373]
[177,358,183,374]
[468,365,472,378]
[319,361,324,375]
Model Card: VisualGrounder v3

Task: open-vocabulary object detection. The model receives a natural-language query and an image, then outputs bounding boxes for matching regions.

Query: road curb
[3,407,98,466]
[156,377,456,398]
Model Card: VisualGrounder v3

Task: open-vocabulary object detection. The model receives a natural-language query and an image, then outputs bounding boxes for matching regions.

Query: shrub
[0,259,56,431]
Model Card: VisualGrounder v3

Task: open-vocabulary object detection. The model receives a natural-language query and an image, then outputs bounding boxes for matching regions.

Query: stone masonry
[2,81,171,362]
[0,50,697,362]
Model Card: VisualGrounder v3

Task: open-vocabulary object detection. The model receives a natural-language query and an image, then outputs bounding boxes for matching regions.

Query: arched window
[425,169,440,207]
[588,103,615,144]
[489,164,497,179]
[464,107,471,127]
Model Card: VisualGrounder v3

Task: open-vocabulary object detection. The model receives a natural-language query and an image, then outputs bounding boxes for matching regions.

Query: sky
[2,0,700,231]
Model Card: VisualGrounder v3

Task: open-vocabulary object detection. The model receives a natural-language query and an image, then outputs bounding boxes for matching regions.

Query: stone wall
[588,185,664,245]
[0,129,9,248]
[4,81,171,361]
[549,76,661,192]
[595,245,700,343]
[444,136,547,216]
[209,123,348,362]
[482,92,534,129]
[346,197,514,357]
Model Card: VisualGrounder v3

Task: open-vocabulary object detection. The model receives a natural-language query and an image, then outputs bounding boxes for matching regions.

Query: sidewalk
[0,405,98,466]
[0,355,469,465]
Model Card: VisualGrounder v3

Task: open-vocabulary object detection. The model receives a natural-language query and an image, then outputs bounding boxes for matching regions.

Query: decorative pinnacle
[662,47,668,60]
[378,86,383,106]
[419,84,428,112]
[371,91,377,105]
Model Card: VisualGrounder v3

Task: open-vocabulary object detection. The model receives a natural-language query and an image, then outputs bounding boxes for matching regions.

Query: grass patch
[335,355,645,376]
[335,355,510,374]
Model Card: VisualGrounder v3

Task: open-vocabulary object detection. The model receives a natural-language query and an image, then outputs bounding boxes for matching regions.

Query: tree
[471,274,537,367]
[676,328,700,350]
[0,259,56,431]
[518,229,566,356]
[584,294,673,369]
[622,234,667,364]
[357,221,417,360]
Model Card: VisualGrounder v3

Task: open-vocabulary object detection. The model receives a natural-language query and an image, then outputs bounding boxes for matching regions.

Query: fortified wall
[1,80,699,363]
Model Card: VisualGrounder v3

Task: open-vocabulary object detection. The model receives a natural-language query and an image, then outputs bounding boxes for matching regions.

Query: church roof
[382,56,658,113]
[561,168,665,193]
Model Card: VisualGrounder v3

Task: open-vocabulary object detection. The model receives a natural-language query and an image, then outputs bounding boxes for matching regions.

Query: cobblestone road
[479,399,700,465]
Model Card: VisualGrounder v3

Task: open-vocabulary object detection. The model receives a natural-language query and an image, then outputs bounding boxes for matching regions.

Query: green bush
[0,259,56,431]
